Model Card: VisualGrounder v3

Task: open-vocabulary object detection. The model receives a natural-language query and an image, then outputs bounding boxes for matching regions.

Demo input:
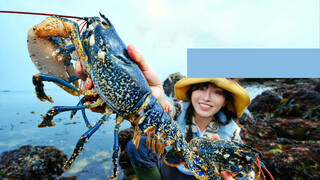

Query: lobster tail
[131,94,208,179]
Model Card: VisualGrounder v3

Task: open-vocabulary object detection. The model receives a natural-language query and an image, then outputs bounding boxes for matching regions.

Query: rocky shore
[0,145,67,179]
[239,78,319,179]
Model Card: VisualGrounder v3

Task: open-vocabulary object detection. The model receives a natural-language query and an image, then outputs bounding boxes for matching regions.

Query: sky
[0,0,319,91]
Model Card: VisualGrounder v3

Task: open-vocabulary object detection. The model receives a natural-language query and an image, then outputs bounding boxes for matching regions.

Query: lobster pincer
[28,21,80,97]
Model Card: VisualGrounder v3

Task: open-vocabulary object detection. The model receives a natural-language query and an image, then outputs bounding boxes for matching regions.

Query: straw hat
[174,78,250,118]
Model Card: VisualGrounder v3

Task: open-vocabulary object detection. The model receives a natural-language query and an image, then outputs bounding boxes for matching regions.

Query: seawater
[0,89,131,179]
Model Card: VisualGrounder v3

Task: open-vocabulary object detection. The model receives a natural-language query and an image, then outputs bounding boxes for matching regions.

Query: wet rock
[240,116,320,179]
[0,145,67,179]
[240,78,278,86]
[283,90,320,109]
[240,116,319,179]
[261,141,320,180]
[57,176,77,180]
[163,72,185,98]
[247,79,320,120]
[247,90,281,116]
[272,81,320,120]
[242,78,315,86]
[269,118,320,140]
[314,81,320,92]
[238,113,256,139]
[240,79,320,179]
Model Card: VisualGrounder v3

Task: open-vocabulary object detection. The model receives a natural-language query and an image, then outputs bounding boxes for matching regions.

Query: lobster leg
[70,96,92,129]
[38,101,101,127]
[51,43,76,62]
[33,73,93,103]
[108,115,124,179]
[255,160,274,180]
[63,113,110,171]
[67,75,80,84]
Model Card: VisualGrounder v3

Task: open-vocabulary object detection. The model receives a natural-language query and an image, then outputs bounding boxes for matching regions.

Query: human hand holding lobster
[127,44,166,108]
[75,44,166,112]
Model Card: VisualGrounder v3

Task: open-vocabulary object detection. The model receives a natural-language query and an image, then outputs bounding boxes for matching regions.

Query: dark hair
[185,83,237,142]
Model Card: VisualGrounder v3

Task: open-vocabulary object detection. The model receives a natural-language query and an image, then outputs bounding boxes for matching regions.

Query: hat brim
[174,78,250,117]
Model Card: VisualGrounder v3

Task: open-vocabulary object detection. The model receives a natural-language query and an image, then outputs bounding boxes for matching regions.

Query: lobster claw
[27,25,79,94]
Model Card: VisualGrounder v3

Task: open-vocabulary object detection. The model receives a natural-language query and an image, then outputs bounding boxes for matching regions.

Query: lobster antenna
[0,10,84,19]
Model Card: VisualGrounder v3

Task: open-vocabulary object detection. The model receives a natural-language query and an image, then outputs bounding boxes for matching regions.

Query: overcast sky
[0,0,319,91]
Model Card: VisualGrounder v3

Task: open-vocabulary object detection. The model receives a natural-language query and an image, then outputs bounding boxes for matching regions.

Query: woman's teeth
[200,103,210,108]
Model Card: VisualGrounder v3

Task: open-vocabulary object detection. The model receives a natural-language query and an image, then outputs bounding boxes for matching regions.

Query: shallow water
[0,85,271,179]
[0,89,131,179]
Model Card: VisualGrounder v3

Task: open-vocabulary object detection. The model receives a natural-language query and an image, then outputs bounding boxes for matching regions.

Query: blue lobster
[25,12,208,179]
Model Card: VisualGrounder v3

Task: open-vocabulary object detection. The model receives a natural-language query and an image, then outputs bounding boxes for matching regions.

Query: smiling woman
[184,81,237,141]
[191,83,227,122]
[174,78,250,142]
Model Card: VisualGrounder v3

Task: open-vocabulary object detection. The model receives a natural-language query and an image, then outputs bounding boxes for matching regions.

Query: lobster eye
[101,21,110,29]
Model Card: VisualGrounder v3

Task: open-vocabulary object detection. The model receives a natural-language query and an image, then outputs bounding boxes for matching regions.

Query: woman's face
[191,84,226,120]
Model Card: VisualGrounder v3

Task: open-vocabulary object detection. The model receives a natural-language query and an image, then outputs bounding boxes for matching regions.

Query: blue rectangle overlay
[187,49,320,78]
